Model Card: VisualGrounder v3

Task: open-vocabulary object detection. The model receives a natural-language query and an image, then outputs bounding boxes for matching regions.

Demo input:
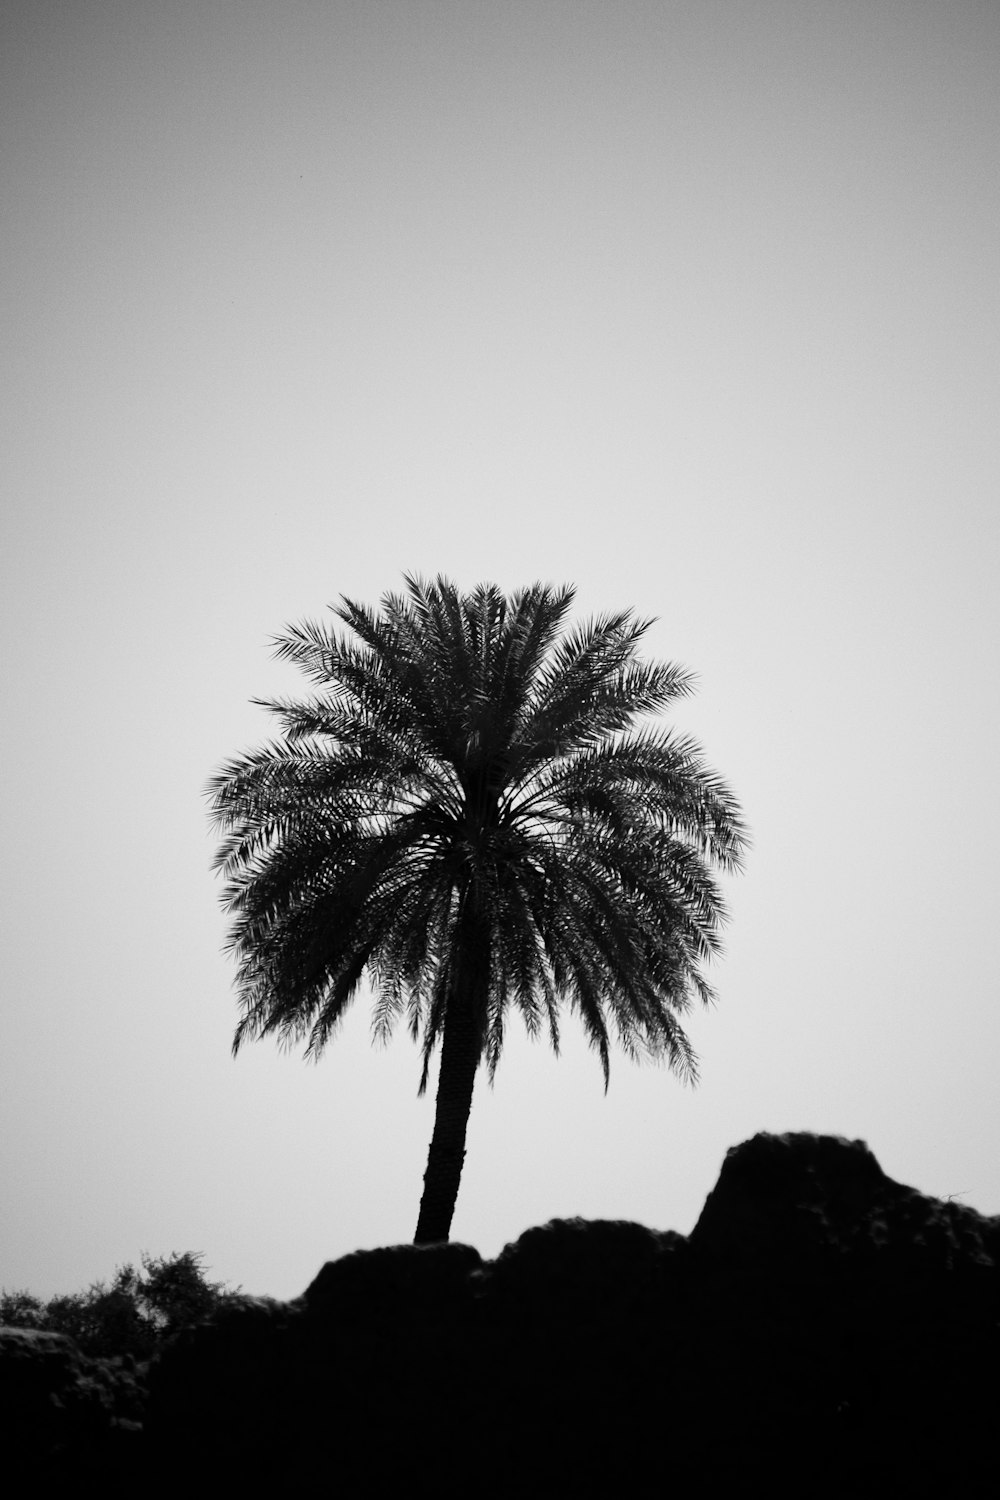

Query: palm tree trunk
[413,997,481,1244]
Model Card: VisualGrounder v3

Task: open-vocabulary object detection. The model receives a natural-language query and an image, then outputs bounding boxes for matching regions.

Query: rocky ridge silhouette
[5,1133,998,1494]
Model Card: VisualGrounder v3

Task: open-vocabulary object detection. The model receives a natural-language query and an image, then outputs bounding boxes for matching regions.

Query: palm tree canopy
[207,575,747,1091]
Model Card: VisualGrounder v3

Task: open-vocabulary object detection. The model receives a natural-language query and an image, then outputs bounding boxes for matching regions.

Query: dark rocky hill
[6,1132,998,1495]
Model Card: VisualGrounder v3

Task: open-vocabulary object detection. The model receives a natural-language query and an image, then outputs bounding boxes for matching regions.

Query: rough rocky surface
[0,1325,146,1490]
[692,1130,1000,1269]
[6,1133,998,1494]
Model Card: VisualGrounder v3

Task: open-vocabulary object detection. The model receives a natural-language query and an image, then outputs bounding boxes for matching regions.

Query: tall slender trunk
[413,992,482,1245]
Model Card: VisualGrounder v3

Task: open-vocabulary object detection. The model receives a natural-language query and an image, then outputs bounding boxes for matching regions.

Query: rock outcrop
[7,1133,998,1493]
[692,1130,1000,1268]
[0,1325,145,1489]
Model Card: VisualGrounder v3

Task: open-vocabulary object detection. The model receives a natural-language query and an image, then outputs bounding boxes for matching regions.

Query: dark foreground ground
[4,1132,998,1496]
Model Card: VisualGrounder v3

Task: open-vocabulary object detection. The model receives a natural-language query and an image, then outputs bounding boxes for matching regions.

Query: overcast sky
[3,0,998,1302]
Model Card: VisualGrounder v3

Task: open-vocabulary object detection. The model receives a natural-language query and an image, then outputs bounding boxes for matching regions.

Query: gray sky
[3,0,998,1301]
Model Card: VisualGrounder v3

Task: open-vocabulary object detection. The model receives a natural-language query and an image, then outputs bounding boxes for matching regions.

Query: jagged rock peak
[691,1130,999,1268]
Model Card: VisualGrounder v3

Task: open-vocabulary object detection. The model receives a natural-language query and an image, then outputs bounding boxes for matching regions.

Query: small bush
[0,1289,46,1328]
[1,1252,239,1360]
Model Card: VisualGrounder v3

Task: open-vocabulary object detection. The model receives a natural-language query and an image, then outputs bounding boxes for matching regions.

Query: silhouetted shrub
[0,1289,46,1328]
[1,1252,238,1360]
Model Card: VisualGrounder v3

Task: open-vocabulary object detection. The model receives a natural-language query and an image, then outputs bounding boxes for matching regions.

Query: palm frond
[208,574,746,1104]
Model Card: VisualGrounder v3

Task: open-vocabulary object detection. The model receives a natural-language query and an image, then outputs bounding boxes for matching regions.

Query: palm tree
[207,576,746,1244]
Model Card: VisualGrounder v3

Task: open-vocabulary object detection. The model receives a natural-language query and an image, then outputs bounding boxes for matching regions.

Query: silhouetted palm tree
[208,576,746,1243]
